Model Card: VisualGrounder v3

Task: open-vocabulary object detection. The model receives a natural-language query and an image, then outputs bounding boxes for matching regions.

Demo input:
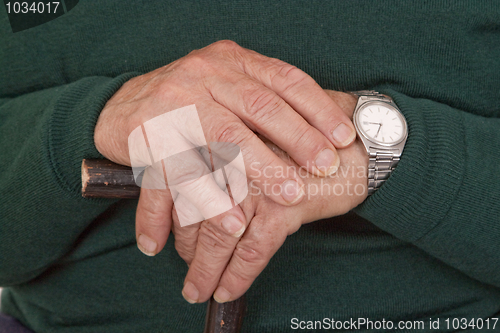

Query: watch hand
[375,123,382,138]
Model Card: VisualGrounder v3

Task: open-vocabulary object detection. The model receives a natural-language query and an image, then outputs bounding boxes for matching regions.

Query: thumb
[135,186,173,256]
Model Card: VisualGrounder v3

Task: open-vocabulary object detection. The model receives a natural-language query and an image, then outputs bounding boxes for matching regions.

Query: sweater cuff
[353,88,466,242]
[48,73,139,196]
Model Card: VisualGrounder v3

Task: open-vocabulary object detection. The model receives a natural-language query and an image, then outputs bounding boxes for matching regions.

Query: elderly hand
[175,91,369,304]
[94,40,356,257]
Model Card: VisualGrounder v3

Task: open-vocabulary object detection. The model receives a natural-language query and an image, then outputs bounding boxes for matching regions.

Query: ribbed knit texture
[1,1,499,332]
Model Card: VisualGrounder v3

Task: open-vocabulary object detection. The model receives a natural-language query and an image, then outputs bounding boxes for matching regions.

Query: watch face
[355,102,406,145]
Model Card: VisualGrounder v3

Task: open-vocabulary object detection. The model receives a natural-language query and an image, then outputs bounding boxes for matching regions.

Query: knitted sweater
[1,1,499,332]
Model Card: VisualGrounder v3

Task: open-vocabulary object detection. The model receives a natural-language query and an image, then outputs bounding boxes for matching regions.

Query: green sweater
[1,1,500,332]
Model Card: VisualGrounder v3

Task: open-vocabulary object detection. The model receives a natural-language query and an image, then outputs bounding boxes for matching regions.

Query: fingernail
[281,179,304,204]
[314,149,339,176]
[182,282,199,304]
[332,123,356,146]
[137,234,157,256]
[213,286,231,303]
[221,216,245,237]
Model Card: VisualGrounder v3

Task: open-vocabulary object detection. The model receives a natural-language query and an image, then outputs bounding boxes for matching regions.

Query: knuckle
[223,243,270,284]
[272,64,312,94]
[199,40,243,68]
[243,87,285,121]
[234,242,267,265]
[211,39,241,51]
[181,50,206,66]
[197,223,233,254]
[167,158,209,186]
[277,63,300,77]
[184,53,211,72]
[309,101,334,120]
[212,120,252,146]
[287,124,326,155]
[178,50,218,78]
[278,63,306,81]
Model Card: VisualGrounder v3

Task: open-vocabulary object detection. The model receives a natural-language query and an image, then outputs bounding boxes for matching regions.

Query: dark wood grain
[204,295,246,333]
[81,159,247,333]
[81,159,140,198]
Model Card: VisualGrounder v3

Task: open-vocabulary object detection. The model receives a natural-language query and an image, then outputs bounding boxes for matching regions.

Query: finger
[176,159,251,294]
[135,186,173,256]
[209,73,340,176]
[212,212,288,303]
[171,204,199,265]
[198,101,306,206]
[170,150,248,266]
[181,206,249,304]
[239,46,357,148]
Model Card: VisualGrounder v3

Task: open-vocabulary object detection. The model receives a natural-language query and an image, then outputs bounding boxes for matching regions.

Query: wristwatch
[351,90,408,195]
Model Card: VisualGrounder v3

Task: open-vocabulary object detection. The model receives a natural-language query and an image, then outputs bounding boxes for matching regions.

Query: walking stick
[81,159,246,333]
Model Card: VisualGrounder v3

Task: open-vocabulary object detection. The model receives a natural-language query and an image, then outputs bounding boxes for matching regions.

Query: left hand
[175,90,369,303]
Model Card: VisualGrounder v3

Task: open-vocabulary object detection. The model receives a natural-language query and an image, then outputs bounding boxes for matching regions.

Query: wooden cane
[82,159,246,333]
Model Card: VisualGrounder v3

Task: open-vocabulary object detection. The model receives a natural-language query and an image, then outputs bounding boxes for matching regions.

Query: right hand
[173,90,368,304]
[94,40,356,257]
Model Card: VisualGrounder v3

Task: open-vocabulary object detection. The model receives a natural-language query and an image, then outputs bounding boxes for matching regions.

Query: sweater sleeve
[0,73,138,286]
[354,88,500,288]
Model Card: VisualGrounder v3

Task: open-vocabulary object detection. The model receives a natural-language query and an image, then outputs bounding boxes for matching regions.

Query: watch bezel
[353,101,408,147]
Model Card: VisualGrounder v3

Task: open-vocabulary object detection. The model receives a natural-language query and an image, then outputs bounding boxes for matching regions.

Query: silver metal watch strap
[368,149,400,195]
[351,90,400,195]
[350,90,392,102]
